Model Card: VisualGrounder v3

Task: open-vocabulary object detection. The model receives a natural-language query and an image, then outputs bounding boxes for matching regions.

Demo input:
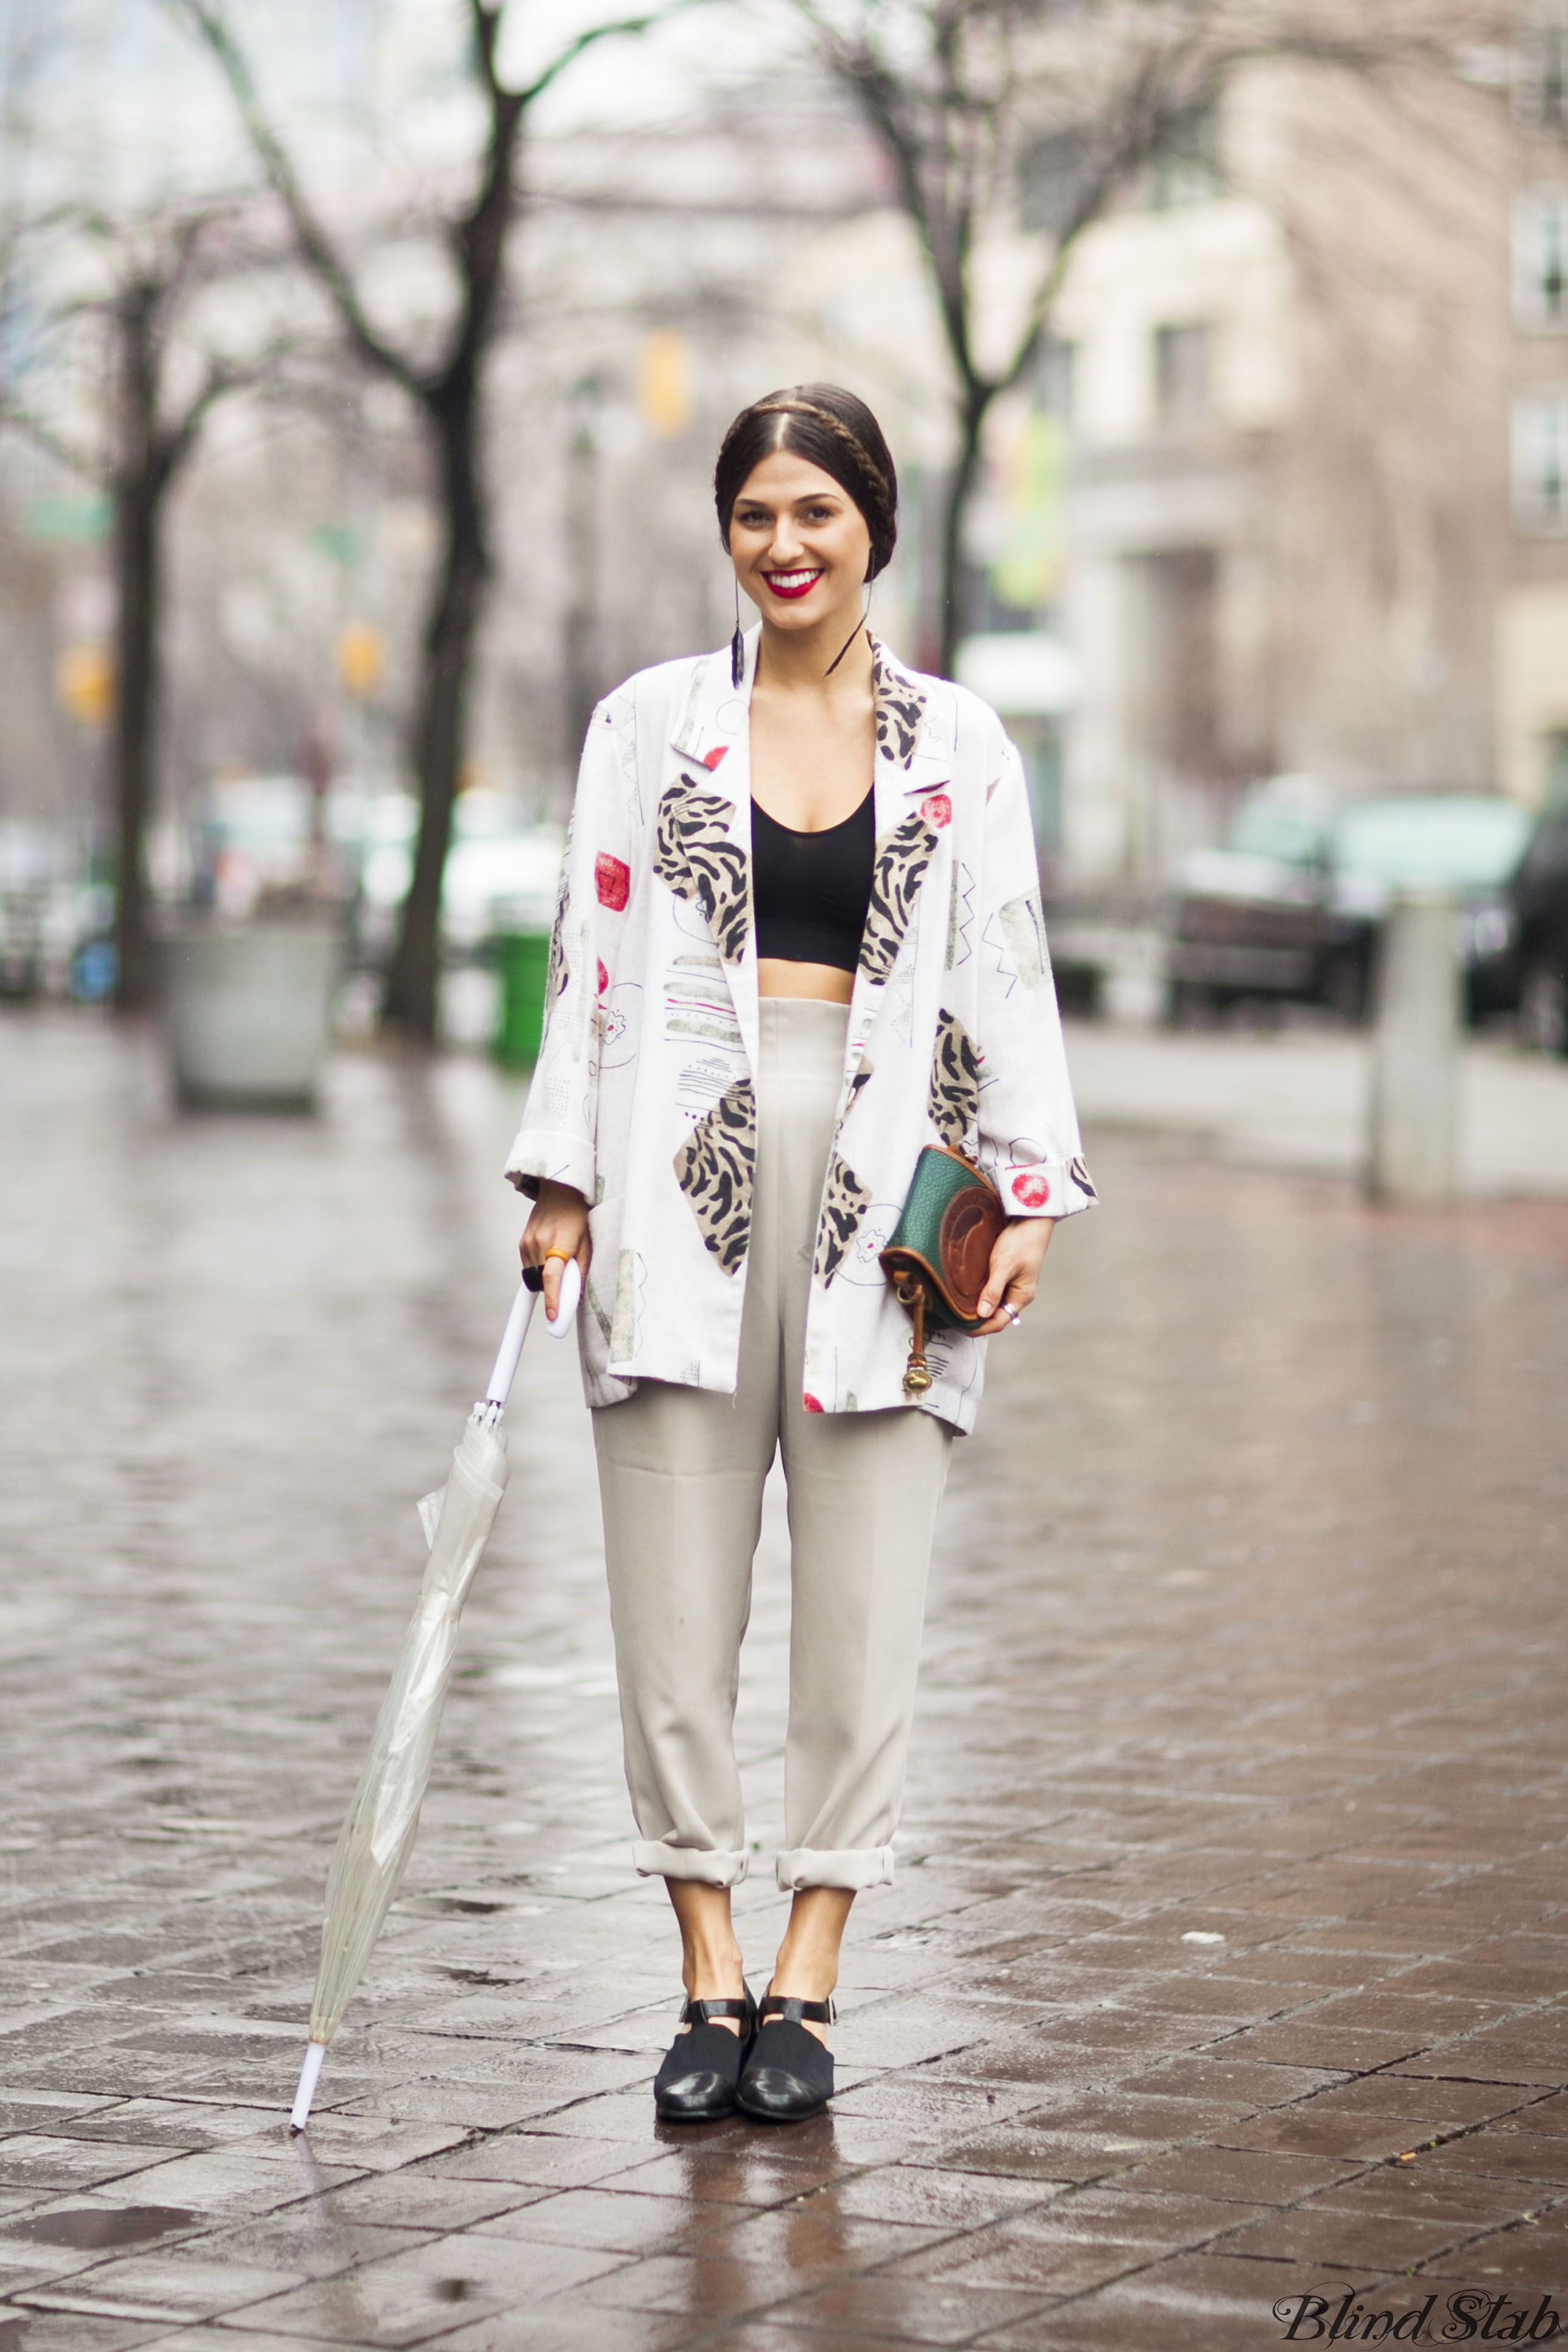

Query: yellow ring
[544,1248,573,1265]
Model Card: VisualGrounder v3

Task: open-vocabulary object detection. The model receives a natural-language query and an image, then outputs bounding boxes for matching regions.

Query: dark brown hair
[715,384,898,580]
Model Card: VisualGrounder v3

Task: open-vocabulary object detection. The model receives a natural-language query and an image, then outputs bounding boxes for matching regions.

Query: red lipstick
[762,569,824,601]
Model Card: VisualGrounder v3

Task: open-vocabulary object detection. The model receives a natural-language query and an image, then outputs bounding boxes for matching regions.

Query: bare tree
[794,0,1496,675]
[0,202,279,1006]
[177,0,688,1041]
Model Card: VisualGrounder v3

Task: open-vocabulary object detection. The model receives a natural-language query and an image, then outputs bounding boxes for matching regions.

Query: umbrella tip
[290,2039,327,2132]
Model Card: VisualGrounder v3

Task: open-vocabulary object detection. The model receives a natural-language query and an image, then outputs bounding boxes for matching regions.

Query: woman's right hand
[521,1180,592,1324]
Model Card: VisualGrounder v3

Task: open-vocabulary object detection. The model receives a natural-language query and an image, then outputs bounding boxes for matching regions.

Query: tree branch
[0,393,100,480]
[175,0,702,416]
[814,18,983,390]
[512,0,705,106]
[452,0,710,406]
[164,0,427,398]
[153,339,288,486]
[994,19,1461,398]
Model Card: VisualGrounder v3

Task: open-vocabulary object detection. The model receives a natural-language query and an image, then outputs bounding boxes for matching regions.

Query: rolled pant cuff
[775,1845,894,1892]
[633,1840,749,1887]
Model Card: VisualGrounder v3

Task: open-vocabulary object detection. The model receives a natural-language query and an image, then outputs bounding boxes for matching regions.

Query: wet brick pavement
[2,1006,1567,2352]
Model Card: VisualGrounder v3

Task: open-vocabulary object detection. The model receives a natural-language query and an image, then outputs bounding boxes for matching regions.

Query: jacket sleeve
[502,689,636,1205]
[972,730,1097,1222]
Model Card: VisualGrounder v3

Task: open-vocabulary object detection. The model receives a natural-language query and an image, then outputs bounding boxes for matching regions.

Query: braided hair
[715,384,897,581]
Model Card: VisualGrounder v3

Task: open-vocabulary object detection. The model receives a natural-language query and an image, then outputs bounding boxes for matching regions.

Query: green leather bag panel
[880,1146,1005,1333]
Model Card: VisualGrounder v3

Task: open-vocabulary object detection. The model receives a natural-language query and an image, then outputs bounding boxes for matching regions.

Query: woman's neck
[752,610,873,701]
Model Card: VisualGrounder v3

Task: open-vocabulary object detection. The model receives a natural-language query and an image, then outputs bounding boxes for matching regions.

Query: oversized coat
[503,629,1095,1435]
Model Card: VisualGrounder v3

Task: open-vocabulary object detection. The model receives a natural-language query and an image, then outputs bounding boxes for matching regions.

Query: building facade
[948,23,1568,892]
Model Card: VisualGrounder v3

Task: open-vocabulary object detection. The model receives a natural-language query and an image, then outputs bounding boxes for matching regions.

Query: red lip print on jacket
[595,853,630,911]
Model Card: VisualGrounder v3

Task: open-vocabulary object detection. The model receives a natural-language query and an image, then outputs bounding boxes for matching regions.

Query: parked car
[1511,800,1568,1054]
[1168,785,1532,1023]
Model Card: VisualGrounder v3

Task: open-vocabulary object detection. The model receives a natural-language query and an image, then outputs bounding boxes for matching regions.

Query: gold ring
[544,1248,573,1265]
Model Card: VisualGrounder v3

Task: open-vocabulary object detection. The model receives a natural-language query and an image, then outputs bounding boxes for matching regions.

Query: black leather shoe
[652,1985,755,2122]
[735,1994,835,2122]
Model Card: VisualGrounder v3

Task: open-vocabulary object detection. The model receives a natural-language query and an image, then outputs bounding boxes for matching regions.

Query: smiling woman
[713,390,896,1008]
[506,381,1095,2131]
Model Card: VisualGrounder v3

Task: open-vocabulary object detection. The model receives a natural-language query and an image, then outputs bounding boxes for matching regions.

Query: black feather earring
[730,575,745,688]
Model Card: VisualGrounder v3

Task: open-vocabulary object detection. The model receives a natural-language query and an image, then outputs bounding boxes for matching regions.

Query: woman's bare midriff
[756,959,855,1005]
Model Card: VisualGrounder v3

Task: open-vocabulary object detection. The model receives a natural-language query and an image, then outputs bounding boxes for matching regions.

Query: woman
[506,384,1093,2126]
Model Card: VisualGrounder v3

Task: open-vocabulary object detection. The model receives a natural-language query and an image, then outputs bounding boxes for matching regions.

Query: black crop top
[751,789,875,973]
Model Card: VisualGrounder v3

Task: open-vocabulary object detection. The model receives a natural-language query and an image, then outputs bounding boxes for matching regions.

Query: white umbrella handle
[484,1259,581,1407]
[546,1255,582,1340]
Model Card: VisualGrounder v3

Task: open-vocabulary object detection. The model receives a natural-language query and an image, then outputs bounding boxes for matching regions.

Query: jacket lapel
[663,633,758,1076]
[849,642,943,1031]
[660,632,943,1102]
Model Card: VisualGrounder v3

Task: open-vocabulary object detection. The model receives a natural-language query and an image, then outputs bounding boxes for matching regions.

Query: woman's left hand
[973,1218,1055,1337]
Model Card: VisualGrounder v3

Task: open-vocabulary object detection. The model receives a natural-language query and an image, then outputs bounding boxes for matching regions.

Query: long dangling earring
[730,574,745,688]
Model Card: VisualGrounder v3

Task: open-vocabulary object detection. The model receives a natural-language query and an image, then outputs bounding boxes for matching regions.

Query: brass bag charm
[896,1277,932,1396]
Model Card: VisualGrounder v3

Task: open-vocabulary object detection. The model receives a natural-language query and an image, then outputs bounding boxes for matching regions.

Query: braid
[754,397,894,520]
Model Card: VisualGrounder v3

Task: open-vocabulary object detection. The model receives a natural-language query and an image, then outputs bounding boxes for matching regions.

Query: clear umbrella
[288,1260,582,2131]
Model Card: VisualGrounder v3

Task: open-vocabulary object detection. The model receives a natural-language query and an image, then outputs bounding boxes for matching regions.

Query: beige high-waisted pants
[593,997,953,1893]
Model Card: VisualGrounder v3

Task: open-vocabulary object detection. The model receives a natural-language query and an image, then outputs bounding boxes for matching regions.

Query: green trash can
[493,930,551,1068]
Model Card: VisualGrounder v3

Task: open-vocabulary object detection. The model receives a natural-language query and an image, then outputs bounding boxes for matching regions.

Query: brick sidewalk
[2,1011,1566,2351]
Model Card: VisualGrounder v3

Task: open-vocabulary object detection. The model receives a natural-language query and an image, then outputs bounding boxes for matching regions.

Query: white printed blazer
[503,630,1095,1435]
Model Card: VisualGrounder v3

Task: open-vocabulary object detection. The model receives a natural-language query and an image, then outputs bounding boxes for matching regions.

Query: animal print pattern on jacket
[672,1076,755,1274]
[814,1153,873,1285]
[928,1006,981,1154]
[872,643,926,769]
[860,812,938,984]
[654,776,749,964]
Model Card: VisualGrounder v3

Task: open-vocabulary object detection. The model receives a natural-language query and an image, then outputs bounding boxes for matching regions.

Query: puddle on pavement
[8,2204,196,2249]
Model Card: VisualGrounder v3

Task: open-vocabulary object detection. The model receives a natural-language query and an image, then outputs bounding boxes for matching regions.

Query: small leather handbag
[880,1146,1008,1397]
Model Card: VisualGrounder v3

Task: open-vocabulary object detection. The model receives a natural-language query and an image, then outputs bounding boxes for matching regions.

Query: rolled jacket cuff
[633,1839,749,1888]
[775,1845,894,1893]
[995,1158,1090,1218]
[504,1131,596,1206]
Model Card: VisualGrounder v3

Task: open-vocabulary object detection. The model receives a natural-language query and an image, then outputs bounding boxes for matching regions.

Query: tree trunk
[111,288,161,1013]
[936,389,991,682]
[560,379,601,796]
[111,472,159,1008]
[382,399,488,1041]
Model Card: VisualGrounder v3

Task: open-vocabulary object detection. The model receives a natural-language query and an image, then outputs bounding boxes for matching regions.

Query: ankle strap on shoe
[759,1993,835,2025]
[681,1994,750,2026]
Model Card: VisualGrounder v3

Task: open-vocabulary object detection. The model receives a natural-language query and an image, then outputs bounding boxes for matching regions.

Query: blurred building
[963,27,1568,892]
[6,1,1567,922]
